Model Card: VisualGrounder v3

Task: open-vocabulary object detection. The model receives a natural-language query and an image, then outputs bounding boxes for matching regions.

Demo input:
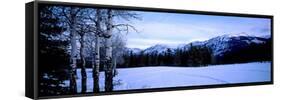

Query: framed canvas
[26,1,273,99]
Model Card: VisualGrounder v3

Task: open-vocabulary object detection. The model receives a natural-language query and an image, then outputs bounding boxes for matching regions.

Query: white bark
[69,7,80,93]
[69,10,78,93]
[104,9,114,91]
[93,9,102,92]
[93,35,100,92]
[70,29,77,69]
[80,34,87,93]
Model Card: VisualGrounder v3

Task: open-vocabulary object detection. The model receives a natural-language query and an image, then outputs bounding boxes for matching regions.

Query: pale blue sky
[124,11,271,49]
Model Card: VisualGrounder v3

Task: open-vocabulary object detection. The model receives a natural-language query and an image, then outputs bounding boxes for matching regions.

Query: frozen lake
[65,62,271,92]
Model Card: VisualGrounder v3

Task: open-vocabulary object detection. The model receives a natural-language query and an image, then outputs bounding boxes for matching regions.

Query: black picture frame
[26,1,274,99]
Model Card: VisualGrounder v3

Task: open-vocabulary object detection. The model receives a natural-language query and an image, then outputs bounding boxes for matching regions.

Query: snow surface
[64,62,271,92]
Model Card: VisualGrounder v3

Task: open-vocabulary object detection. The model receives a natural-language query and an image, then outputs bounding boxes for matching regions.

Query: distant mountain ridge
[125,33,271,57]
[143,44,172,54]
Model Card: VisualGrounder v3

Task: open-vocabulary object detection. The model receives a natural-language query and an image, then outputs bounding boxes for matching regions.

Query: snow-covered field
[64,62,271,93]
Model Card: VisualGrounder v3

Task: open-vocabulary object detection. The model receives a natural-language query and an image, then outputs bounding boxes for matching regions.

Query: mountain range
[125,33,271,57]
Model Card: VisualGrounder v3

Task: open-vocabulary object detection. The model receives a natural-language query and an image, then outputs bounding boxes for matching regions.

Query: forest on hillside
[120,41,272,68]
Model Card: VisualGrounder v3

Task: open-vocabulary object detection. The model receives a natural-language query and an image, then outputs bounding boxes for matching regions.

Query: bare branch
[113,24,139,34]
[113,10,142,21]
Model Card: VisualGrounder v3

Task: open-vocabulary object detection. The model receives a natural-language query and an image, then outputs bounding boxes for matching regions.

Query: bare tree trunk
[93,9,102,92]
[113,57,117,76]
[80,35,87,93]
[104,39,113,91]
[104,9,114,91]
[93,35,100,92]
[70,21,77,94]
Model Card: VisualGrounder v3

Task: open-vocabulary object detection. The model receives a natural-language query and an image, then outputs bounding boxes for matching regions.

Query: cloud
[126,21,220,49]
[135,22,217,39]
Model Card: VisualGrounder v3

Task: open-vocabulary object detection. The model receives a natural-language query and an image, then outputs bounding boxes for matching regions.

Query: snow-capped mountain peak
[143,44,171,54]
[125,33,271,57]
[130,48,142,53]
[125,48,142,54]
[222,32,250,38]
[205,33,269,56]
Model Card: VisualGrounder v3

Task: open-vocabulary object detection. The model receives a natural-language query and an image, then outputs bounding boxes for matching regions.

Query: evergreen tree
[39,6,70,96]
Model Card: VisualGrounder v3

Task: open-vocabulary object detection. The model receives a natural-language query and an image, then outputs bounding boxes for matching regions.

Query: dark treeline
[120,44,213,67]
[39,6,71,96]
[119,41,272,68]
[217,39,272,64]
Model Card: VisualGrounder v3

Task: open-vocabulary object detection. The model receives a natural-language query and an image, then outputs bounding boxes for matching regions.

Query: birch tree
[93,9,102,92]
[93,34,100,92]
[60,7,83,93]
[103,9,140,91]
[74,8,96,93]
[76,21,92,93]
[103,9,114,91]
[87,9,103,92]
[87,8,140,92]
[69,8,78,93]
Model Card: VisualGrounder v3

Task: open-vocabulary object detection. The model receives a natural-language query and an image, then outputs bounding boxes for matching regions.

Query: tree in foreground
[101,9,140,91]
[39,5,70,96]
